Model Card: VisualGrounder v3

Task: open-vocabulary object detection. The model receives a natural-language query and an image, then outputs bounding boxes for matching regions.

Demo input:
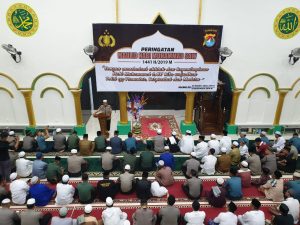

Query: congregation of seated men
[1,128,300,225]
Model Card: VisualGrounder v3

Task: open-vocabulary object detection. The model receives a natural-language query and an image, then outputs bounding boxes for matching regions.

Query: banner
[93,24,223,92]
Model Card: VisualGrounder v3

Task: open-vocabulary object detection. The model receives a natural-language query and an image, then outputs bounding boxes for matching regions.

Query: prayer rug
[138,115,181,139]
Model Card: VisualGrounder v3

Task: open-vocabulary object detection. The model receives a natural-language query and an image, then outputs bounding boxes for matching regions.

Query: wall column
[20,90,36,127]
[226,89,242,134]
[180,92,197,134]
[117,92,131,134]
[273,89,289,125]
[71,89,83,126]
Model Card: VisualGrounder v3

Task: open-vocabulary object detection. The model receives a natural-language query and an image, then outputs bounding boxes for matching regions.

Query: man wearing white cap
[94,99,112,132]
[0,198,20,225]
[200,149,217,175]
[208,134,220,155]
[179,130,194,154]
[159,146,175,170]
[101,146,118,172]
[216,147,232,173]
[166,131,180,152]
[16,151,33,178]
[219,130,232,153]
[207,178,226,208]
[20,198,52,225]
[102,197,129,225]
[272,131,286,152]
[7,130,19,150]
[182,152,200,178]
[238,132,249,147]
[155,160,174,187]
[77,204,98,225]
[51,207,77,225]
[118,165,135,194]
[55,175,75,205]
[194,135,208,159]
[229,141,241,166]
[67,149,87,177]
[285,172,300,201]
[153,129,165,153]
[29,176,55,207]
[9,172,30,204]
[53,128,66,152]
[260,131,270,145]
[238,161,251,188]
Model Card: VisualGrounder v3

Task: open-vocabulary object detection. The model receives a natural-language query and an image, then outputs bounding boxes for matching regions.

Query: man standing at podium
[94,99,112,132]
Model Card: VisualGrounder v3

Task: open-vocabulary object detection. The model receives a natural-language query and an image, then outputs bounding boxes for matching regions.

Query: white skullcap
[18,151,25,158]
[103,99,107,103]
[232,141,239,147]
[31,176,39,184]
[124,220,130,225]
[211,134,216,139]
[10,172,17,181]
[261,131,267,135]
[241,161,248,167]
[1,198,10,204]
[221,147,227,153]
[217,178,224,185]
[106,146,112,150]
[275,131,281,135]
[164,146,170,150]
[293,172,300,178]
[59,207,68,217]
[157,129,162,134]
[158,160,165,166]
[62,175,69,183]
[240,131,247,135]
[9,131,14,135]
[191,152,196,157]
[84,204,93,213]
[124,164,131,170]
[106,197,113,206]
[56,128,62,133]
[172,131,177,136]
[27,198,35,205]
[71,149,77,154]
[186,130,192,134]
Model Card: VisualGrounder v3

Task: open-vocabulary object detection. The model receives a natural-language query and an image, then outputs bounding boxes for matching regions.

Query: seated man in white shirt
[208,134,220,155]
[55,175,75,205]
[219,130,232,153]
[9,172,30,205]
[200,149,217,175]
[193,135,208,159]
[16,151,33,178]
[179,130,194,154]
[213,201,238,225]
[272,131,285,152]
[239,140,249,160]
[238,198,265,225]
[269,189,299,225]
[151,180,168,197]
[102,197,129,225]
[184,200,206,225]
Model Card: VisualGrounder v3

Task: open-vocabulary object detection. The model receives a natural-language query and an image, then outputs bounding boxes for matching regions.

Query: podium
[93,112,110,136]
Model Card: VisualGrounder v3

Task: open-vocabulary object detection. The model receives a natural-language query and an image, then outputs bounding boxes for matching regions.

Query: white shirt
[55,183,75,205]
[282,197,299,224]
[208,140,220,155]
[200,155,217,175]
[184,210,206,225]
[238,210,265,225]
[193,141,208,158]
[102,207,127,225]
[10,179,29,205]
[16,158,33,177]
[219,136,232,153]
[272,136,285,152]
[151,181,168,197]
[239,145,249,156]
[179,135,194,154]
[214,212,238,225]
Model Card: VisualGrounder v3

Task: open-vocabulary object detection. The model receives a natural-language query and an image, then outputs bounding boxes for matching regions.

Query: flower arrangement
[127,93,147,134]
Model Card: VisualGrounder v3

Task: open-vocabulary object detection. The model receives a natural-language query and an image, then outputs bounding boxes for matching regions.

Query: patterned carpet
[139,115,181,138]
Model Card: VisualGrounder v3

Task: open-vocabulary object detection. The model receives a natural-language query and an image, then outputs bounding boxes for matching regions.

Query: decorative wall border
[0,86,14,98]
[40,87,64,98]
[248,87,271,99]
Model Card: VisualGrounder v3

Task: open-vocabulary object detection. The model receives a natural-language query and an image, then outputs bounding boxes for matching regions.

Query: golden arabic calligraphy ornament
[274,7,300,39]
[6,3,39,37]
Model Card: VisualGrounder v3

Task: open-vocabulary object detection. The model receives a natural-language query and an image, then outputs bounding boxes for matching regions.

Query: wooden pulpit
[93,112,109,135]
